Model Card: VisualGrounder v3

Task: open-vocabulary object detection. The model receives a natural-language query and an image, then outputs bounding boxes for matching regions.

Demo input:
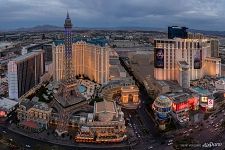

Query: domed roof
[154,95,172,108]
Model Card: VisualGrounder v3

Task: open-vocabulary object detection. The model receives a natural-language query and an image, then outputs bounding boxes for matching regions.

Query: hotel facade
[154,38,221,88]
[8,50,45,100]
[53,41,110,84]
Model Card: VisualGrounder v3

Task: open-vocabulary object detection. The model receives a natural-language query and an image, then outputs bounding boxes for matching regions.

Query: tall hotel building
[154,27,221,88]
[8,50,45,100]
[53,40,109,84]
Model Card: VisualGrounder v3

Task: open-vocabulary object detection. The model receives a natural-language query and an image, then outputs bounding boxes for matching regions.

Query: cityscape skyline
[1,2,225,149]
[1,0,225,31]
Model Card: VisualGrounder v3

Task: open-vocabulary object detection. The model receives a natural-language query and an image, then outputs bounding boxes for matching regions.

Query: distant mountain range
[2,25,225,36]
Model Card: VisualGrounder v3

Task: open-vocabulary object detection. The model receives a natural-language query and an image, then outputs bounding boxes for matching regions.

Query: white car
[25,145,31,148]
[2,131,6,133]
[195,125,199,129]
[168,142,173,146]
[168,139,173,143]
[148,146,153,149]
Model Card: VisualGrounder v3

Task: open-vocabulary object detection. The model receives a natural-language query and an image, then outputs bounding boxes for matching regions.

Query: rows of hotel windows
[17,59,35,98]
[155,40,206,49]
[54,42,109,83]
[17,56,43,98]
[155,41,206,69]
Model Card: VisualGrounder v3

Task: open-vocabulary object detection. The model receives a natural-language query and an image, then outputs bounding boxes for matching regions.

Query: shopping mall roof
[167,92,193,103]
[54,37,108,47]
[0,97,18,112]
[191,87,211,96]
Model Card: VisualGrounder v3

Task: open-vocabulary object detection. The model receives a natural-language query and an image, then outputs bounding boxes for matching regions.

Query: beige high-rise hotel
[53,40,110,84]
[154,38,221,88]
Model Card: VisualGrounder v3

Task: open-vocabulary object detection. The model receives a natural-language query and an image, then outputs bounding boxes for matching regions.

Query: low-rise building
[0,97,18,118]
[75,101,127,143]
[215,79,225,91]
[167,93,199,124]
[17,98,52,129]
[120,85,140,109]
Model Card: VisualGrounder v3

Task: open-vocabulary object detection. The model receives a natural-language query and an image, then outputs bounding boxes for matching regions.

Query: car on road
[148,146,153,149]
[168,139,173,143]
[2,130,6,133]
[168,142,173,146]
[188,129,193,132]
[183,131,188,134]
[195,125,199,129]
[215,124,219,128]
[25,145,31,148]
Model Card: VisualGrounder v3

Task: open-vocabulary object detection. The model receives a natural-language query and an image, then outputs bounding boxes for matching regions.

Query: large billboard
[194,49,202,69]
[154,48,164,68]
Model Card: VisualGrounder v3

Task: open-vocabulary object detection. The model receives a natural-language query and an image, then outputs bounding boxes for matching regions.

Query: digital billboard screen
[154,48,164,68]
[194,49,202,69]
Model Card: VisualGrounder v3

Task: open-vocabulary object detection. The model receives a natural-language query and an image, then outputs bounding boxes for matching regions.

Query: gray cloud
[0,0,224,30]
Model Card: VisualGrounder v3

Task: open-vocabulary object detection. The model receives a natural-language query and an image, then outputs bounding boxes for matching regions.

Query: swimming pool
[78,85,87,93]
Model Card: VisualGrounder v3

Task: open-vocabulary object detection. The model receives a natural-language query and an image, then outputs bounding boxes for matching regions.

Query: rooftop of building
[0,97,18,111]
[94,100,117,114]
[205,57,221,61]
[190,86,211,96]
[121,85,139,91]
[54,37,108,47]
[167,92,193,103]
[154,38,209,42]
[11,50,43,63]
[20,98,51,111]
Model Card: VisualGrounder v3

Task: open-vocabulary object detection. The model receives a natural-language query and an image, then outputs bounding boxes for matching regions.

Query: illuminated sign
[201,96,208,103]
[0,111,6,117]
[207,99,214,108]
[154,48,164,68]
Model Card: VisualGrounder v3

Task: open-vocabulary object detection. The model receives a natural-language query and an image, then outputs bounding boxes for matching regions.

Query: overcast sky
[0,0,224,30]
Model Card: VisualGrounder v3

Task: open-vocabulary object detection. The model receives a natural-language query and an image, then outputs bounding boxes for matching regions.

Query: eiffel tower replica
[54,12,85,108]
